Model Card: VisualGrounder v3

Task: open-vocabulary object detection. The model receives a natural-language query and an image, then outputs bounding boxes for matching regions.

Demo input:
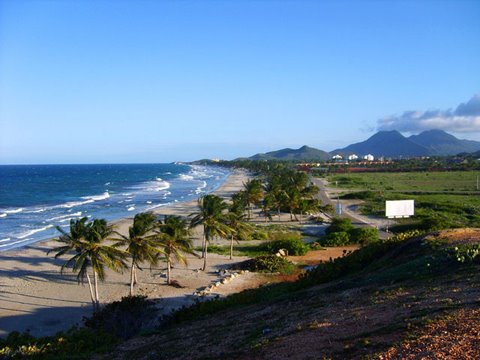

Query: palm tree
[243,179,264,219]
[50,218,126,311]
[190,194,231,271]
[224,208,252,260]
[156,216,195,285]
[115,212,163,296]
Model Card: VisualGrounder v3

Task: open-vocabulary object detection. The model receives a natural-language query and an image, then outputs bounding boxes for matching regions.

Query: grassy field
[327,171,480,231]
[329,171,480,193]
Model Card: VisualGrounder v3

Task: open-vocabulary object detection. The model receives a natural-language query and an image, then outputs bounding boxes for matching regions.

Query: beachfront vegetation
[84,295,155,340]
[235,255,295,274]
[156,215,195,285]
[224,206,252,259]
[243,179,264,219]
[114,212,164,296]
[49,218,126,311]
[190,194,231,271]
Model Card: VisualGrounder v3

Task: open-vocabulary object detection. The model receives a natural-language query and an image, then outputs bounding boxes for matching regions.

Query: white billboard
[385,200,415,218]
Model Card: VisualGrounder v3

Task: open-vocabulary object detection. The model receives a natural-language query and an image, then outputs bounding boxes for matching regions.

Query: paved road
[311,177,391,240]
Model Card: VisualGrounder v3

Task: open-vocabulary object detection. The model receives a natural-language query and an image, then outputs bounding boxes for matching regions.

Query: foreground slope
[107,229,480,360]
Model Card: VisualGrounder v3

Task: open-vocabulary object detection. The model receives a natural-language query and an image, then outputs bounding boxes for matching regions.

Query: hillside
[249,145,331,161]
[333,130,430,158]
[107,229,480,360]
[409,129,480,155]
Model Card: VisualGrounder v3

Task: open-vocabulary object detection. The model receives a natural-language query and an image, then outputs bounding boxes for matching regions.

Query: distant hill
[333,129,480,158]
[409,129,480,155]
[333,130,431,158]
[249,145,330,161]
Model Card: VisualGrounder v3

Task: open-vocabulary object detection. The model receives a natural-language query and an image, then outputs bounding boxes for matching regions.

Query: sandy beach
[0,169,258,337]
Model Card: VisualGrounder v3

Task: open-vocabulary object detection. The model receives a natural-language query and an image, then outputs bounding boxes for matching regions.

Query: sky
[0,0,479,164]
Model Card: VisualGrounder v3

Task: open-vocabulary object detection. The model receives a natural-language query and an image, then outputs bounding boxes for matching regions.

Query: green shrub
[325,217,354,234]
[237,255,295,274]
[264,237,309,255]
[320,231,351,246]
[0,327,117,359]
[84,296,156,340]
[251,230,269,240]
[340,191,378,200]
[446,244,480,263]
[420,215,455,231]
[349,227,379,246]
[268,231,302,241]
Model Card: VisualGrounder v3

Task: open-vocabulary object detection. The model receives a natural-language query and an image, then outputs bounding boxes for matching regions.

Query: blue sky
[1,0,479,164]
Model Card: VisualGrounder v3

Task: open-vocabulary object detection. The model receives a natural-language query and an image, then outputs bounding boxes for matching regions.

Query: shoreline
[0,168,251,337]
[0,164,231,253]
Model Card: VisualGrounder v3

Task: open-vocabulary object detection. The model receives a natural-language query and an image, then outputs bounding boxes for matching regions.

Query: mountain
[249,145,330,161]
[333,130,431,158]
[409,129,480,155]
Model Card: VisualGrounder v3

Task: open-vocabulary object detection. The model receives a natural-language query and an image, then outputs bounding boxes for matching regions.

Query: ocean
[0,163,230,251]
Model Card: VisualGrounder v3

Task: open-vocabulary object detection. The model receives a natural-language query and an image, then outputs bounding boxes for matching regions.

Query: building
[363,154,374,161]
[348,154,358,161]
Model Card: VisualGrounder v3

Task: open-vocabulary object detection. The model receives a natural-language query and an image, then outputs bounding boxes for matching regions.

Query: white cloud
[377,95,480,133]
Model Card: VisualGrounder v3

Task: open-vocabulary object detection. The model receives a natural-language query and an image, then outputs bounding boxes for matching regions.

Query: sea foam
[17,225,54,239]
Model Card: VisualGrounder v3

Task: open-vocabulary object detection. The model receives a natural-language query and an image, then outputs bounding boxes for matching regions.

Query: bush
[325,217,354,235]
[420,215,455,231]
[349,227,379,246]
[339,191,378,200]
[264,237,309,256]
[0,327,117,359]
[237,255,295,274]
[84,296,156,340]
[320,231,351,246]
[251,230,269,240]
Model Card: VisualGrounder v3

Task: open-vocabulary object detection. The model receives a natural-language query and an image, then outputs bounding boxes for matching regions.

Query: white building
[348,154,358,161]
[363,154,374,161]
[332,154,343,160]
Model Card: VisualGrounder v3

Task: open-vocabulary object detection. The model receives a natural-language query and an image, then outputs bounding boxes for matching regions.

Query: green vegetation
[264,237,309,256]
[236,255,295,274]
[329,171,480,192]
[156,216,195,285]
[0,328,117,359]
[205,234,307,257]
[84,296,155,340]
[190,194,232,271]
[49,218,127,311]
[321,218,379,246]
[328,171,480,231]
[114,212,163,296]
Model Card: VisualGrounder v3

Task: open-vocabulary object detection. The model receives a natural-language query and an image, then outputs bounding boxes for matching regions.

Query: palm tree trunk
[201,231,206,259]
[94,271,99,310]
[130,262,135,296]
[166,258,171,285]
[230,235,234,260]
[277,208,281,221]
[133,265,138,285]
[86,273,96,311]
[202,241,208,271]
